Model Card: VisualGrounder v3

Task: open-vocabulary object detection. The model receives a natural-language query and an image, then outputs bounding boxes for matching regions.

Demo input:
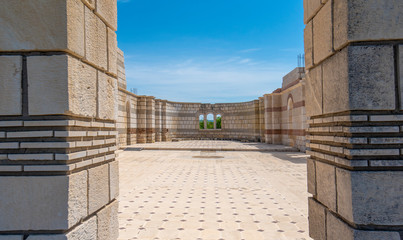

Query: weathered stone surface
[0,236,23,240]
[327,211,401,240]
[334,0,403,50]
[109,160,119,200]
[337,168,403,225]
[27,55,69,115]
[107,28,118,75]
[88,164,110,214]
[308,197,326,240]
[313,1,332,65]
[305,66,322,117]
[0,56,22,115]
[304,0,323,24]
[98,71,117,120]
[307,158,316,195]
[85,7,107,70]
[348,45,395,111]
[96,0,118,30]
[68,57,97,117]
[0,0,84,56]
[304,20,313,69]
[0,171,87,231]
[97,201,119,240]
[316,161,336,211]
[66,216,97,240]
[81,0,95,9]
[322,48,349,114]
[400,45,403,110]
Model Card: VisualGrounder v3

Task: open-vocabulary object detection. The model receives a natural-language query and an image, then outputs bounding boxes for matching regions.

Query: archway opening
[216,114,222,129]
[199,115,204,129]
[207,113,214,129]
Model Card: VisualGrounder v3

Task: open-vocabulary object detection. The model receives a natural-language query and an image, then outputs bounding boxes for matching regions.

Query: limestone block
[85,7,107,70]
[0,171,87,231]
[0,56,22,115]
[98,71,117,120]
[305,66,322,117]
[337,168,403,225]
[316,161,336,211]
[96,0,118,31]
[304,0,323,24]
[400,45,403,110]
[108,28,118,75]
[308,197,326,240]
[334,0,403,50]
[313,1,333,64]
[327,211,401,240]
[68,57,97,117]
[0,0,84,56]
[347,45,395,111]
[27,55,69,115]
[109,160,119,200]
[304,21,313,69]
[97,201,119,240]
[307,158,316,195]
[0,236,22,240]
[88,164,110,214]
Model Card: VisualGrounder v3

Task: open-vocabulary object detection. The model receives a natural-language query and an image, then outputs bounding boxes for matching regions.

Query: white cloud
[123,57,294,103]
[239,48,262,53]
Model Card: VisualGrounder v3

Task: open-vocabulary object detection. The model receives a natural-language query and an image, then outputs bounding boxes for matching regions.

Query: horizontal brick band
[266,129,306,136]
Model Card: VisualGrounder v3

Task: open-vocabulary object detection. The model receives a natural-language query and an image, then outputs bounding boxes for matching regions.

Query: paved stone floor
[117,141,311,240]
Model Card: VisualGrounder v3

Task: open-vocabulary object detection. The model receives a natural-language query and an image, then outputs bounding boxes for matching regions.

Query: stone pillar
[204,114,207,130]
[0,1,119,239]
[146,97,155,143]
[259,97,265,142]
[213,114,217,129]
[155,100,162,142]
[161,100,168,141]
[264,94,272,143]
[136,97,147,143]
[304,0,403,239]
[271,94,282,144]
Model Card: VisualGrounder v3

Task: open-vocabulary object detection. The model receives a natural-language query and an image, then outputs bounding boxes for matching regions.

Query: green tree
[216,116,221,129]
[199,120,204,129]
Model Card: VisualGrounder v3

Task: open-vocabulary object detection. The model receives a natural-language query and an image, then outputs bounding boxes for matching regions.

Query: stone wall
[304,0,403,239]
[115,52,307,150]
[0,1,119,239]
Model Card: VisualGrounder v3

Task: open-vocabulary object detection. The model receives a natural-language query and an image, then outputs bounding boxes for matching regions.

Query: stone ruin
[0,0,402,239]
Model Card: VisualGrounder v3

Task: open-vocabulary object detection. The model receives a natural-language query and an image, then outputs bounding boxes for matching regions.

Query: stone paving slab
[125,140,298,152]
[117,142,311,240]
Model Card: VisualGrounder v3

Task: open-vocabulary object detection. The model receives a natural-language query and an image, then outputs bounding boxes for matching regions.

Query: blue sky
[116,0,304,103]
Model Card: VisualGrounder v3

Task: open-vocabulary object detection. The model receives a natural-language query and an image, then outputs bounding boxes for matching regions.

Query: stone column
[0,1,119,239]
[204,114,207,130]
[264,94,272,143]
[259,97,265,142]
[161,100,168,141]
[146,97,155,143]
[213,114,217,129]
[304,0,403,239]
[136,97,147,143]
[271,94,282,144]
[155,99,162,142]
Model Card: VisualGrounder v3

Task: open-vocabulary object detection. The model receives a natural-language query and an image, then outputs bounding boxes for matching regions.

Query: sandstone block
[88,164,110,214]
[316,161,336,211]
[304,0,323,24]
[400,45,403,110]
[97,201,119,240]
[85,7,107,70]
[81,0,95,9]
[95,0,118,30]
[98,71,117,120]
[308,197,326,240]
[0,0,84,56]
[0,171,87,231]
[0,56,22,115]
[27,55,69,115]
[334,0,403,50]
[68,57,97,117]
[307,158,316,195]
[327,211,401,240]
[313,1,333,64]
[109,160,119,200]
[304,21,313,69]
[108,28,118,75]
[305,66,322,117]
[337,168,403,225]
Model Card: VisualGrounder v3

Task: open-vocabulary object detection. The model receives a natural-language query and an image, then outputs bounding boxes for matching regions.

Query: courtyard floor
[117,141,311,240]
